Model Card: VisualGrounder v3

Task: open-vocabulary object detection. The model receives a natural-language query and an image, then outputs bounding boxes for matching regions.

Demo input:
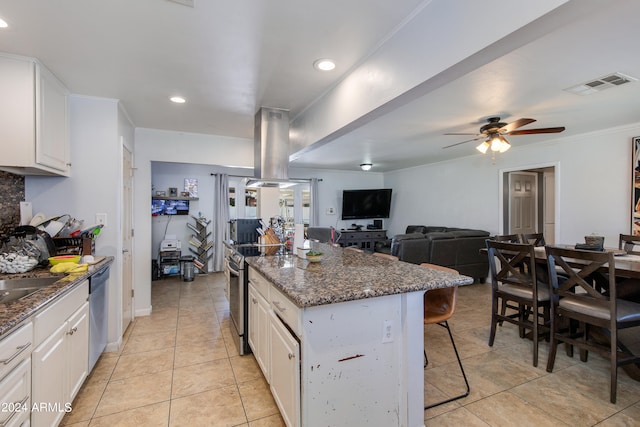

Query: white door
[508,172,537,236]
[122,145,133,334]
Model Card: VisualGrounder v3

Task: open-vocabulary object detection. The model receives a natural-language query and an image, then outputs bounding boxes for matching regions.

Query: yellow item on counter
[50,262,89,274]
[67,263,89,274]
[50,262,79,273]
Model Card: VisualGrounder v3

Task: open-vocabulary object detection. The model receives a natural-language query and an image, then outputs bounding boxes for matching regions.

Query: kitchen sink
[0,277,60,304]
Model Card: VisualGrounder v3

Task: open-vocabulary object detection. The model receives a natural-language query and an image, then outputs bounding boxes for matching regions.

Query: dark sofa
[377,225,490,283]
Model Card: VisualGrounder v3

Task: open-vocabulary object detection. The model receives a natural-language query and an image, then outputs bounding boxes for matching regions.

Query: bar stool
[420,263,470,409]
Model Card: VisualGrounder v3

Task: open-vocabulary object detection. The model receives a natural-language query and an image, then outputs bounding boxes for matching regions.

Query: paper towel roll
[294,224,305,256]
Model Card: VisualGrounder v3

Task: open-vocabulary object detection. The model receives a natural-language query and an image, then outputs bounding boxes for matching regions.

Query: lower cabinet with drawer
[247,282,271,381]
[31,280,89,427]
[248,267,300,427]
[269,310,300,427]
[0,321,32,427]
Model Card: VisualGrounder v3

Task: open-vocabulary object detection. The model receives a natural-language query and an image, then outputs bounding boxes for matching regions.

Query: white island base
[249,266,426,427]
[301,291,425,427]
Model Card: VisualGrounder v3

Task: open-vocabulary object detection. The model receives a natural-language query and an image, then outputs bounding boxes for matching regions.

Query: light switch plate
[96,213,107,227]
[20,202,32,225]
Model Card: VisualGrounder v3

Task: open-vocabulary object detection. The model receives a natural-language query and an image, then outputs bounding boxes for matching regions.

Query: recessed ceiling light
[0,18,8,28]
[170,96,186,104]
[313,59,336,71]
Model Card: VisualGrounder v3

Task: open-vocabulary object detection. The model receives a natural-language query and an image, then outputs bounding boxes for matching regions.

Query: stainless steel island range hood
[247,107,307,188]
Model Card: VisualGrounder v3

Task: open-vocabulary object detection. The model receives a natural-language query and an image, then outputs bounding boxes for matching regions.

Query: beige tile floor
[62,273,640,427]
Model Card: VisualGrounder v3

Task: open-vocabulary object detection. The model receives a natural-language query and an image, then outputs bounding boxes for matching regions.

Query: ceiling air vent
[564,72,637,96]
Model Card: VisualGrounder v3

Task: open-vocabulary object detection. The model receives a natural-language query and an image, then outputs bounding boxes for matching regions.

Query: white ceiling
[1,0,640,172]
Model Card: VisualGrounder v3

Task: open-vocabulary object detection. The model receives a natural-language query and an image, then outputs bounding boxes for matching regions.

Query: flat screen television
[152,198,190,216]
[341,188,392,220]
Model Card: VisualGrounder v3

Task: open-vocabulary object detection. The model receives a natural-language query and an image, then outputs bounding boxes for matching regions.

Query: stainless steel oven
[223,241,259,355]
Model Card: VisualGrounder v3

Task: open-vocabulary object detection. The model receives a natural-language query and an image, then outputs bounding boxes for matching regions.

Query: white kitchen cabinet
[66,302,89,400]
[269,310,300,427]
[31,322,66,427]
[0,53,70,176]
[0,358,31,427]
[248,282,270,382]
[32,281,89,427]
[0,322,32,427]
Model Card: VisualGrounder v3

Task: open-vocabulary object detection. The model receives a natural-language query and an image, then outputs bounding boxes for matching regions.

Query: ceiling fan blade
[498,118,536,133]
[442,136,484,149]
[507,127,566,136]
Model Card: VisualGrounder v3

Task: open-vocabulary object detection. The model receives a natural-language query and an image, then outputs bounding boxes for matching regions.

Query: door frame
[498,161,561,242]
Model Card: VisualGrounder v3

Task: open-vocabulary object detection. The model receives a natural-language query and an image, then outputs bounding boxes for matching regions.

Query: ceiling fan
[443,117,565,153]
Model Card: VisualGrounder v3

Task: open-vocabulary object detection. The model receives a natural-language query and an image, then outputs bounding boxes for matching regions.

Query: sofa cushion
[448,229,491,238]
[423,226,449,233]
[424,232,455,241]
[405,225,428,234]
[393,232,427,241]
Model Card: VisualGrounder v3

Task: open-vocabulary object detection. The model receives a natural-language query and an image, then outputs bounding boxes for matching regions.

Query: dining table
[532,245,640,279]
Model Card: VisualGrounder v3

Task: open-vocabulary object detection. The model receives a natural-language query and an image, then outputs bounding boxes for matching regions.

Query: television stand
[339,229,387,252]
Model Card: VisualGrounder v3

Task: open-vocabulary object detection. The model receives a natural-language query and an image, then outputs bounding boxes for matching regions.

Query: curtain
[309,178,319,226]
[213,173,229,271]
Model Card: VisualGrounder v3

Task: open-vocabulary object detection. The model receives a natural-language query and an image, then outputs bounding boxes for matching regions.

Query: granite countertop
[245,243,473,308]
[0,256,114,337]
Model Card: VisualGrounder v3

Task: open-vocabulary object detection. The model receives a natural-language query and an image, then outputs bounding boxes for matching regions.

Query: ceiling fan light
[499,140,511,153]
[490,135,503,152]
[476,141,490,154]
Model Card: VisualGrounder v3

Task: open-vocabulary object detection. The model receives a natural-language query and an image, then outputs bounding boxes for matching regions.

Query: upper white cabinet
[0,53,70,176]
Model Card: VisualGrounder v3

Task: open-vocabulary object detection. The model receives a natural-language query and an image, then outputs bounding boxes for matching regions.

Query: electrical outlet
[326,207,335,215]
[96,213,107,227]
[382,320,393,343]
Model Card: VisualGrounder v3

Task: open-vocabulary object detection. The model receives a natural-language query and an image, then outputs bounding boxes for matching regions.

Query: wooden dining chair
[615,234,640,303]
[486,240,550,367]
[419,263,470,409]
[545,246,640,403]
[618,233,640,255]
[492,234,521,243]
[521,232,546,247]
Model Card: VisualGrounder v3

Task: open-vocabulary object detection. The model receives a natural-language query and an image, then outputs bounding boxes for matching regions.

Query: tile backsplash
[0,171,25,237]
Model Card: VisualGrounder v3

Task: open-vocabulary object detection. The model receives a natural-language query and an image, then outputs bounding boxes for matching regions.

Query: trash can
[181,256,195,282]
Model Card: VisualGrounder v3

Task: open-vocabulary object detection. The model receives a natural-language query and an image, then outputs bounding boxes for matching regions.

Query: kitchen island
[245,243,473,427]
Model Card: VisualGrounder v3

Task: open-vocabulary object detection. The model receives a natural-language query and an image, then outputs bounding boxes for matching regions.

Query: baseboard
[105,336,122,353]
[136,306,152,317]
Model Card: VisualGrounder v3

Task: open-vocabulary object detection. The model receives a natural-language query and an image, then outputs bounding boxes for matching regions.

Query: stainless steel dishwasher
[89,265,109,372]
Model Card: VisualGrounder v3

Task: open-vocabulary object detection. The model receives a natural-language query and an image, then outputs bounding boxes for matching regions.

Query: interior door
[508,172,537,236]
[122,144,133,334]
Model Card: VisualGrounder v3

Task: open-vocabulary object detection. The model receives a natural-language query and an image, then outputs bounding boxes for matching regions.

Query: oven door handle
[226,262,241,276]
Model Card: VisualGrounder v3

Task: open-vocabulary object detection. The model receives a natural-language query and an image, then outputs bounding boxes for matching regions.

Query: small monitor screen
[152,199,190,216]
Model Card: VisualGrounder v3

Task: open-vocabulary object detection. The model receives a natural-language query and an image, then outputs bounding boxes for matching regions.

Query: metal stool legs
[424,320,470,410]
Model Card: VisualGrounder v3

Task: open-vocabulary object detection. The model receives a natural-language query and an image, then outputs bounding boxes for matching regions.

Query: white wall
[384,123,640,247]
[25,95,134,350]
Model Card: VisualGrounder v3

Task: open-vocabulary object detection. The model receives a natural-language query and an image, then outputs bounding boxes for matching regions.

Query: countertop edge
[245,247,474,308]
[0,257,114,337]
